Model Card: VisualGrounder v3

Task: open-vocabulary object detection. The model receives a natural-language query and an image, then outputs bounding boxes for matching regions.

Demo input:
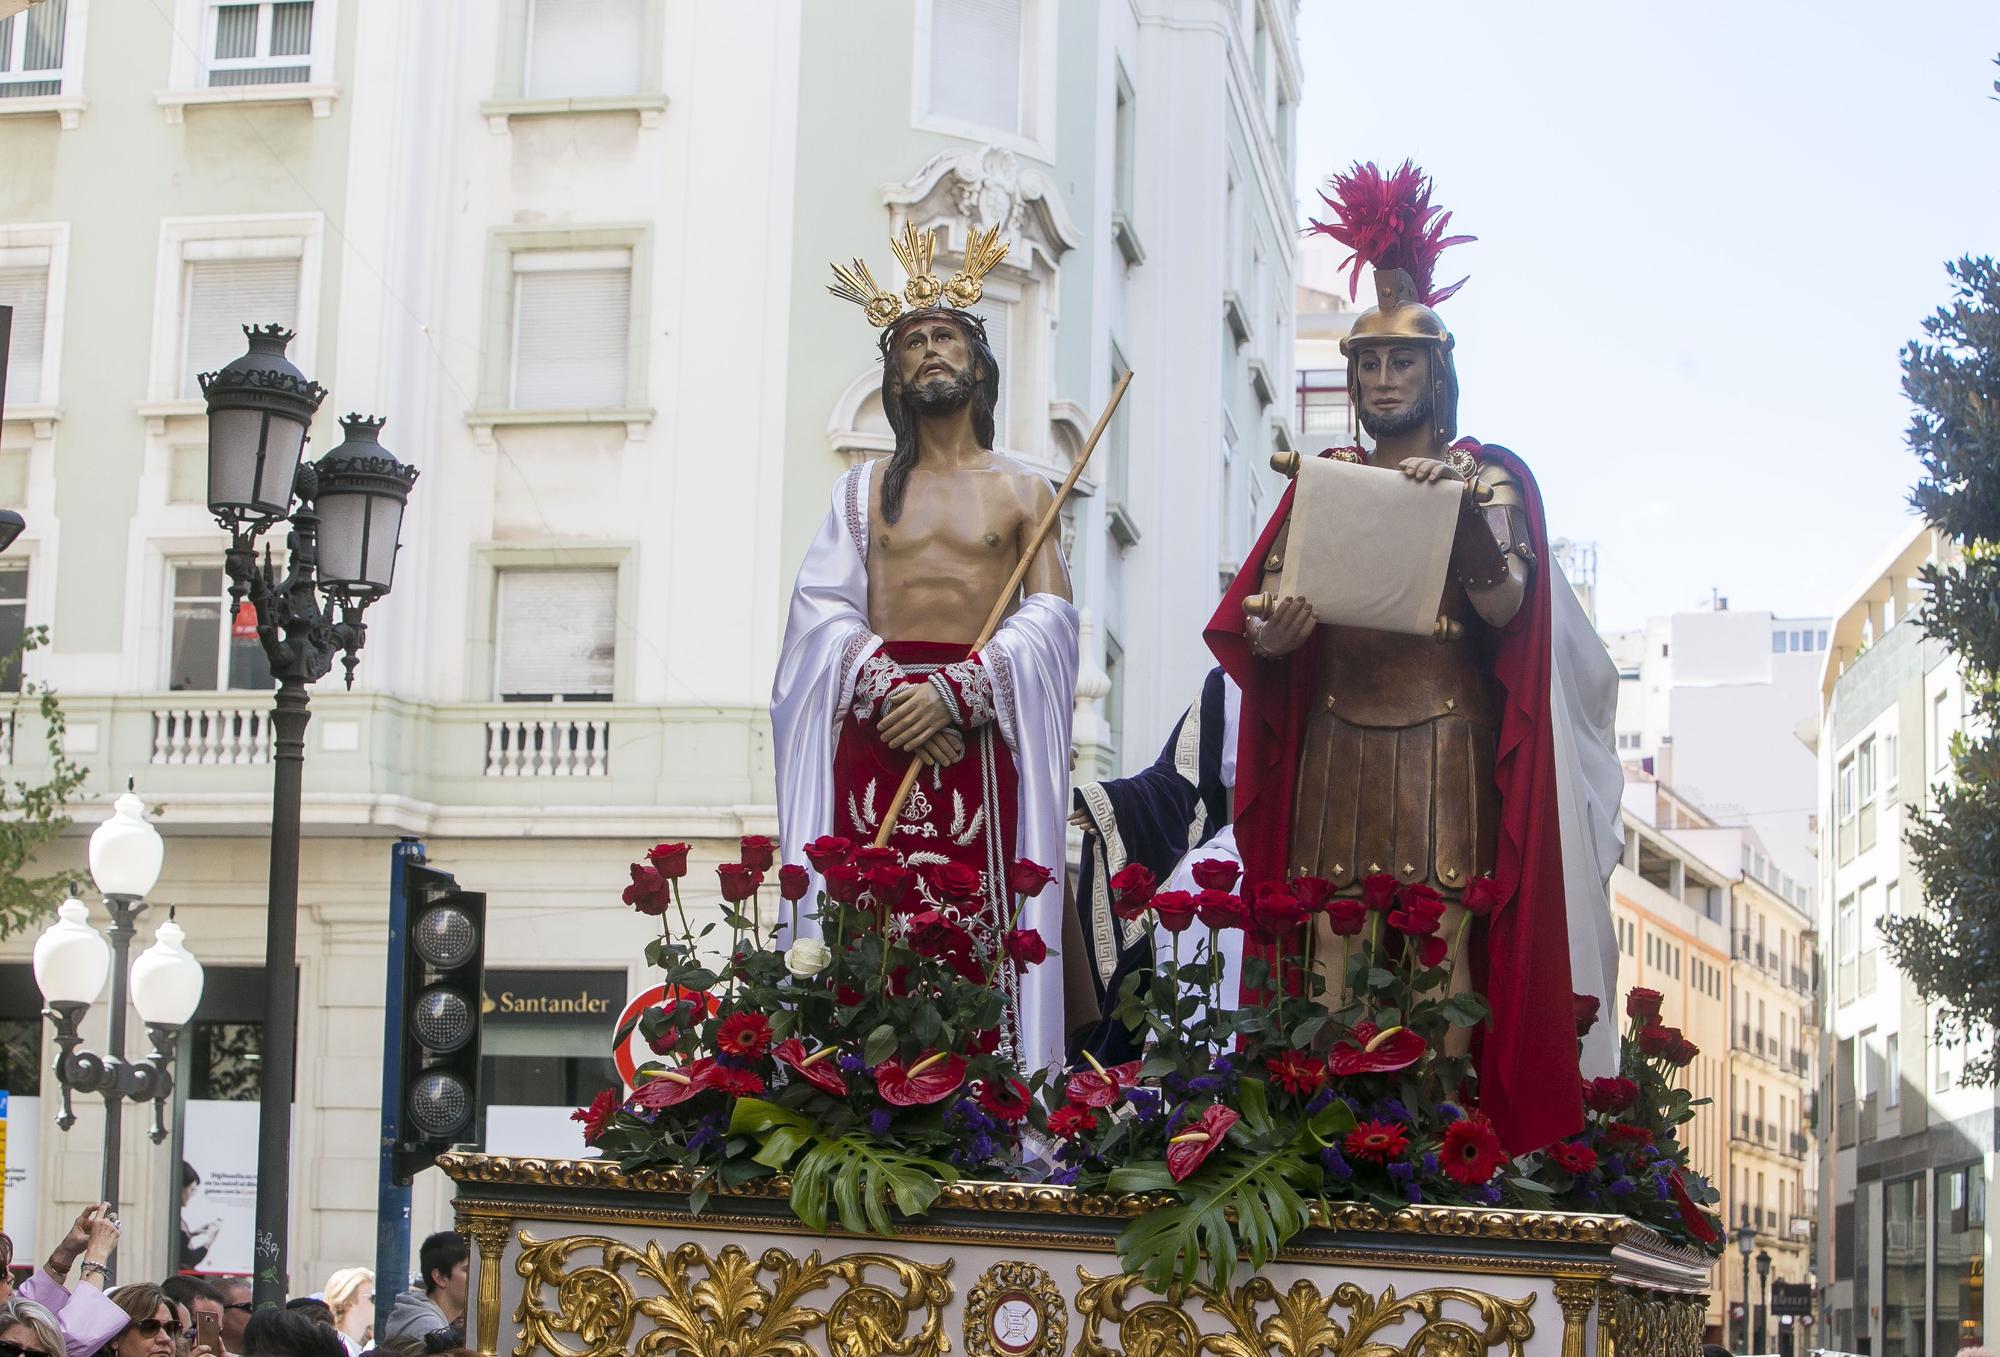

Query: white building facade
[0,0,1303,1286]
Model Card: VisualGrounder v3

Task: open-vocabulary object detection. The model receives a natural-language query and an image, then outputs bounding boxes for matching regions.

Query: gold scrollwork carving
[1590,1284,1704,1357]
[1075,1268,1536,1357]
[964,1260,1067,1357]
[511,1231,952,1357]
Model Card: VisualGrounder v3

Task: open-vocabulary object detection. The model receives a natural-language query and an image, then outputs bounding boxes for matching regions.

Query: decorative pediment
[880,145,1081,276]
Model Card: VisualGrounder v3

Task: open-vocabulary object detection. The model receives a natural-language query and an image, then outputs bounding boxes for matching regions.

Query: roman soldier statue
[772,224,1079,1075]
[1206,163,1625,1152]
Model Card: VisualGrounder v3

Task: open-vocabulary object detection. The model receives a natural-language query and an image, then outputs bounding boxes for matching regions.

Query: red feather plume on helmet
[1307,160,1474,308]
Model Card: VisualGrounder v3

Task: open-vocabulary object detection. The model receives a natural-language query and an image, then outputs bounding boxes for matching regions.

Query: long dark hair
[876,310,1000,526]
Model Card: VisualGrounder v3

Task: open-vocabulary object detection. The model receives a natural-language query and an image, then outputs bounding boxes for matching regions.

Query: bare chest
[870,477,1020,565]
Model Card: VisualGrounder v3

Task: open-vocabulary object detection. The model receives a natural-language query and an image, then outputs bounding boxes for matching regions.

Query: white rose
[785,938,833,978]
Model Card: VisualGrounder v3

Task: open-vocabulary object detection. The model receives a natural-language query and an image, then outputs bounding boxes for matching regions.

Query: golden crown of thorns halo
[828,224,1010,328]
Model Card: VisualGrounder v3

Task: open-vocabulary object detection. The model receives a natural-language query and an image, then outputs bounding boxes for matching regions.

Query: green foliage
[1880,255,2000,1084]
[1110,1145,1319,1292]
[728,1097,956,1236]
[0,626,89,939]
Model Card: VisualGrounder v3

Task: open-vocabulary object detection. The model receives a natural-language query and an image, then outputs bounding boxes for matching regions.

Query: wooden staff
[872,369,1135,847]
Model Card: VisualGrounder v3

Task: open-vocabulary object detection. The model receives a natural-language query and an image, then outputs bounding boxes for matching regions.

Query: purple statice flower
[1127,1087,1163,1124]
[1422,1153,1439,1178]
[1185,1075,1224,1098]
[968,1133,995,1163]
[838,1053,867,1075]
[1049,1164,1081,1186]
[1609,1176,1635,1196]
[1210,1053,1236,1078]
[1436,1101,1465,1123]
[1387,1161,1422,1203]
[1466,1182,1503,1205]
[1379,1098,1412,1125]
[1652,1172,1673,1201]
[1319,1144,1354,1182]
[868,1107,894,1137]
[1303,1088,1335,1116]
[683,1111,725,1158]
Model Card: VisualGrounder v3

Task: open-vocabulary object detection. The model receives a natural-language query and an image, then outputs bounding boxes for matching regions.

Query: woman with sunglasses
[96,1288,213,1357]
[0,1297,66,1357]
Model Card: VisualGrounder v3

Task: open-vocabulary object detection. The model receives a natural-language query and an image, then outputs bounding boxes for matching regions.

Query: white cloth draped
[772,459,1080,1077]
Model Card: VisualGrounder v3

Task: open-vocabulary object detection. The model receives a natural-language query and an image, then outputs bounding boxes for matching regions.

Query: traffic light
[388,859,486,1183]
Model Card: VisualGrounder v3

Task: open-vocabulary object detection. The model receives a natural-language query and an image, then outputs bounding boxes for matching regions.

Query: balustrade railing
[151,706,274,764]
[484,715,611,777]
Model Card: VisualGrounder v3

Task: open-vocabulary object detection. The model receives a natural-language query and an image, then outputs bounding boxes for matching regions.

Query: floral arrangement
[572,841,1723,1288]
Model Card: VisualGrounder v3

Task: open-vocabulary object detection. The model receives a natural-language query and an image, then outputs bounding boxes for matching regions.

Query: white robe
[771,458,1080,1078]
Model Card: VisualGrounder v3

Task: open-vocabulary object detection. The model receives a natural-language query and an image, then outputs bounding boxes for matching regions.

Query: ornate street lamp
[0,509,24,552]
[200,325,418,1310]
[1735,1216,1755,1352]
[1754,1248,1772,1354]
[31,785,202,1235]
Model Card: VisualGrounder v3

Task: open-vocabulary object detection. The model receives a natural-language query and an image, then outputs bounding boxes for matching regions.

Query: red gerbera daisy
[710,1066,765,1098]
[570,1089,619,1144]
[1343,1119,1410,1165]
[1439,1112,1507,1186]
[975,1078,1032,1124]
[714,1011,774,1059]
[1547,1140,1599,1175]
[1602,1123,1655,1149]
[1046,1103,1099,1140]
[1265,1050,1328,1097]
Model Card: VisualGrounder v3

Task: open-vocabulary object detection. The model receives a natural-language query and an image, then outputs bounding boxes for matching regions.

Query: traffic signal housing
[389,860,486,1183]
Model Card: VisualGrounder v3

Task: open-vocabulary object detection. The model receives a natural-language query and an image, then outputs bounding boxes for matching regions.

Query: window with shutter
[526,0,643,99]
[963,295,1011,446]
[206,0,314,87]
[929,0,1022,134]
[178,253,303,398]
[168,563,274,691]
[0,255,49,404]
[0,566,26,694]
[511,252,631,409]
[0,0,68,97]
[495,568,617,701]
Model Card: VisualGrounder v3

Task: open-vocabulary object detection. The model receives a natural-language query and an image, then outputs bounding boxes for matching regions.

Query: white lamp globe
[89,786,165,900]
[33,897,111,1006]
[130,914,205,1026]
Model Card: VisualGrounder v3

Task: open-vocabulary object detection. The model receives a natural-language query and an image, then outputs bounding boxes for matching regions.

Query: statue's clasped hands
[879,684,966,766]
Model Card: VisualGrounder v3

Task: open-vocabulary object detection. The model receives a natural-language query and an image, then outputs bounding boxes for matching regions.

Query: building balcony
[5,691,775,836]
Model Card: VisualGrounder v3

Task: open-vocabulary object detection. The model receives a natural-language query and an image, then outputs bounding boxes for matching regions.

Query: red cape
[1205,440,1582,1153]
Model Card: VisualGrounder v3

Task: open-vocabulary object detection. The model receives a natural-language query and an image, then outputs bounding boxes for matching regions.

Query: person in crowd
[96,1285,213,1357]
[213,1284,251,1357]
[1,1232,14,1303]
[14,1208,124,1357]
[363,1337,422,1357]
[239,1313,341,1357]
[318,1272,371,1357]
[276,1306,330,1336]
[0,1297,65,1357]
[156,1282,220,1357]
[378,1237,464,1351]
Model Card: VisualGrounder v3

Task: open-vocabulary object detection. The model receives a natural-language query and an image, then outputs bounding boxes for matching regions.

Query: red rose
[739,834,777,872]
[1573,993,1602,1037]
[866,864,917,912]
[711,1066,765,1098]
[1047,1103,1098,1140]
[1265,1050,1327,1097]
[1152,890,1198,933]
[1547,1140,1599,1175]
[716,862,762,904]
[1388,884,1446,936]
[1249,881,1310,940]
[714,1011,774,1059]
[874,1051,967,1106]
[778,864,811,902]
[1194,889,1247,931]
[1360,872,1400,912]
[1637,1023,1676,1057]
[622,862,671,916]
[1440,1111,1508,1186]
[646,843,691,879]
[1666,1036,1700,1067]
[1189,858,1240,892]
[1626,987,1664,1022]
[930,861,983,903]
[1167,1104,1240,1182]
[835,984,865,1007]
[852,845,902,871]
[773,1038,849,1096]
[1343,1119,1410,1165]
[1004,927,1048,969]
[824,864,868,904]
[1324,898,1368,936]
[1583,1076,1640,1115]
[1416,934,1449,968]
[976,1078,1032,1123]
[1460,875,1506,917]
[1007,859,1054,897]
[1670,1168,1722,1244]
[1109,863,1158,917]
[1290,875,1333,912]
[1327,1024,1427,1077]
[803,835,854,873]
[907,909,972,959]
[570,1088,620,1144]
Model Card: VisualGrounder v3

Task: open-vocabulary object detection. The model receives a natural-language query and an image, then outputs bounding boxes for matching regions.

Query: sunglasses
[132,1320,184,1340]
[1,1342,55,1357]
[222,1305,254,1315]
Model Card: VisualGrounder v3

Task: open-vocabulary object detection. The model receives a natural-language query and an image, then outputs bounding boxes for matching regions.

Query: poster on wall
[180,1100,260,1275]
[1,1090,39,1249]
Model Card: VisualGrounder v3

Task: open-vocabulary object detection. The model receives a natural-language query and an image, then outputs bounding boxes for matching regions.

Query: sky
[1292,1,2000,633]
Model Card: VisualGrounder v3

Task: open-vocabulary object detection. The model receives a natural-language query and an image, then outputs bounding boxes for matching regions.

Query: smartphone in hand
[197,1309,223,1355]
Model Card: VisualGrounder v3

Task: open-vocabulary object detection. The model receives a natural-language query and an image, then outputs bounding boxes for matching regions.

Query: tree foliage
[0,625,89,939]
[1878,255,2000,1084]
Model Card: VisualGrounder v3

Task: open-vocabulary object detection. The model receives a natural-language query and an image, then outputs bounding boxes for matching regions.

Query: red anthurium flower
[646,843,691,879]
[1583,1076,1640,1115]
[778,864,811,902]
[1626,987,1664,1021]
[1290,875,1334,912]
[852,845,902,871]
[716,863,763,904]
[1109,863,1158,918]
[571,1088,620,1144]
[1166,1104,1240,1182]
[1249,881,1310,939]
[739,834,777,872]
[930,861,983,903]
[802,835,854,872]
[1008,859,1054,896]
[1047,1103,1098,1139]
[774,1038,848,1096]
[1324,898,1368,936]
[866,864,918,912]
[622,862,671,916]
[1440,1111,1508,1185]
[875,1051,968,1106]
[1573,993,1602,1037]
[1670,1168,1722,1244]
[1342,1119,1409,1165]
[1004,928,1048,969]
[1637,1023,1677,1057]
[627,1059,718,1110]
[1265,1050,1327,1097]
[1360,872,1400,912]
[714,1011,774,1060]
[1152,890,1198,933]
[1190,858,1241,892]
[824,864,869,904]
[1064,1058,1142,1109]
[975,1078,1032,1123]
[1460,875,1506,916]
[1327,1024,1427,1077]
[1416,934,1449,968]
[1194,889,1247,931]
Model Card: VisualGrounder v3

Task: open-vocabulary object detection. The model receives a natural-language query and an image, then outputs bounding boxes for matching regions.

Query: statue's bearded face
[1354,343,1431,439]
[892,315,982,415]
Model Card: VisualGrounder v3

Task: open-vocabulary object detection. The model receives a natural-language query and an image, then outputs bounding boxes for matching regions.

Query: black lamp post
[1755,1248,1772,1353]
[1736,1216,1756,1352]
[0,509,24,552]
[200,326,418,1310]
